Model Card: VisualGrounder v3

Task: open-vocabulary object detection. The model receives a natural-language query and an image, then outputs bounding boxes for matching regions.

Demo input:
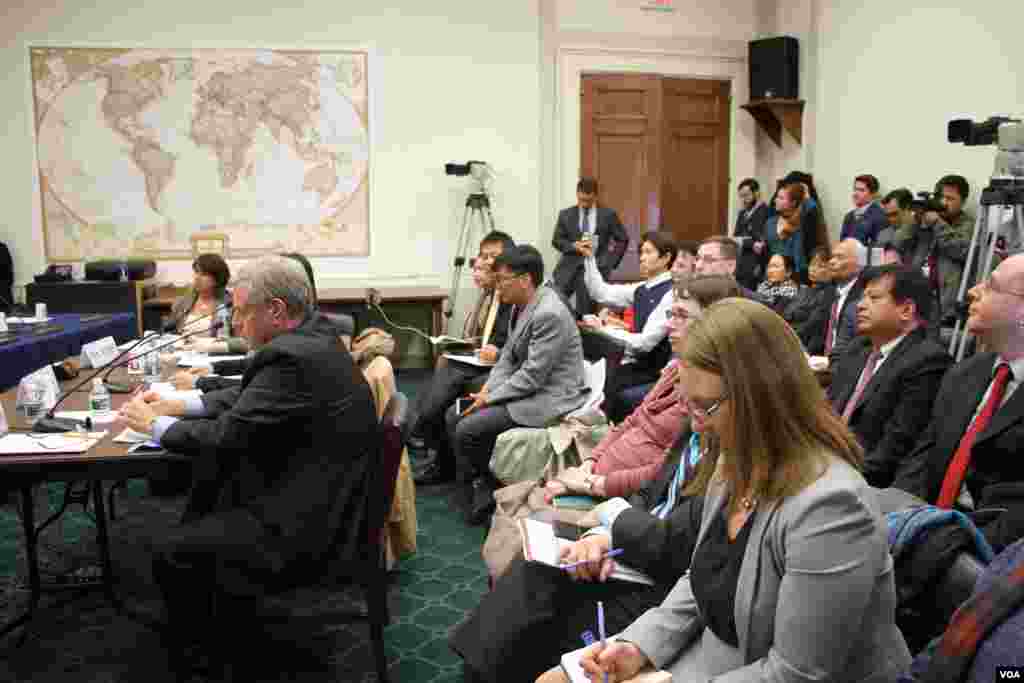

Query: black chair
[219,392,409,682]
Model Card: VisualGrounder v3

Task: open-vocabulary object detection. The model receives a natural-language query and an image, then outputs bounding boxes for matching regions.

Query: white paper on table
[54,410,119,425]
[0,433,99,455]
[113,427,153,444]
[145,383,202,401]
[177,353,247,368]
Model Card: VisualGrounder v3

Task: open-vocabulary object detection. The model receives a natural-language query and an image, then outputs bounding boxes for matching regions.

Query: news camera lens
[445,163,471,176]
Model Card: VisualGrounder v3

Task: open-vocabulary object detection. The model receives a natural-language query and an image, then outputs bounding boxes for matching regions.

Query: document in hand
[518,518,655,586]
[560,638,672,683]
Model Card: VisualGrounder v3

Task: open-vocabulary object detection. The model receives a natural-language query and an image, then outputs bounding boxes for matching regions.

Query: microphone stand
[32,320,225,433]
[101,304,229,394]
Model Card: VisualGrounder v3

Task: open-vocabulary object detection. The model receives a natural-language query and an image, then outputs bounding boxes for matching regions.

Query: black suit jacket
[734,204,770,289]
[828,329,952,488]
[828,274,866,365]
[610,428,705,585]
[163,313,380,585]
[551,205,628,286]
[892,352,1024,552]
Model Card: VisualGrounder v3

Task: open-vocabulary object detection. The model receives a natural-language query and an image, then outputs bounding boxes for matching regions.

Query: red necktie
[936,363,1013,509]
[824,300,839,355]
[841,351,880,422]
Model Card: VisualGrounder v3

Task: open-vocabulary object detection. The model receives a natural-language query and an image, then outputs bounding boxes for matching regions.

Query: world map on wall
[30,47,370,261]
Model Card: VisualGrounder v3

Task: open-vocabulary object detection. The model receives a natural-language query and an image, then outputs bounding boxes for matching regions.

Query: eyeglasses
[494,272,525,286]
[977,275,1024,298]
[686,394,728,419]
[665,307,701,323]
[695,255,726,264]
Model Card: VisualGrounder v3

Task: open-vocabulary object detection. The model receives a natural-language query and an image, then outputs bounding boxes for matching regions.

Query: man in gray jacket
[446,244,589,524]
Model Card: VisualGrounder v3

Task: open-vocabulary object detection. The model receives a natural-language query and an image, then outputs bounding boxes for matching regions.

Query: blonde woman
[557,299,910,683]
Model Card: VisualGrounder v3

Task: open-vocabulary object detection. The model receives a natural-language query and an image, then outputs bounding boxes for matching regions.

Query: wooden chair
[219,392,409,682]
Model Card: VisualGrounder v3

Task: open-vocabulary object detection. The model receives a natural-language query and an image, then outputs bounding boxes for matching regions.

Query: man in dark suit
[828,265,952,487]
[412,231,516,485]
[823,238,868,365]
[551,177,629,317]
[893,253,1024,553]
[120,255,379,668]
[840,174,888,245]
[447,245,589,524]
[733,178,770,290]
[451,431,705,683]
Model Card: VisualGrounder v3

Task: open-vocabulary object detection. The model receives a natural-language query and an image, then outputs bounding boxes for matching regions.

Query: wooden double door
[581,73,731,280]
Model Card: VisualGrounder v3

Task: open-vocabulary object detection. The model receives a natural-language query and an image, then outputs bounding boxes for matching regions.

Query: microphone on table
[102,303,230,394]
[32,319,225,433]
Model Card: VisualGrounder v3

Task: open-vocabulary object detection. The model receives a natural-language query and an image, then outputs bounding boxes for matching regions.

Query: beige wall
[0,0,542,304]
[810,0,1024,238]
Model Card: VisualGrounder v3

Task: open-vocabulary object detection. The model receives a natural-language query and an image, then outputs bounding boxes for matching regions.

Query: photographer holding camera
[919,174,974,323]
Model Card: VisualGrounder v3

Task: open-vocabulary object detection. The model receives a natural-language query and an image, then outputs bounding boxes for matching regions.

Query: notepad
[560,640,671,683]
[519,519,655,586]
[0,433,100,455]
[442,352,495,368]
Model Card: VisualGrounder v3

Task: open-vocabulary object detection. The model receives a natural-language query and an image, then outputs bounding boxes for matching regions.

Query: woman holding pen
[557,299,910,683]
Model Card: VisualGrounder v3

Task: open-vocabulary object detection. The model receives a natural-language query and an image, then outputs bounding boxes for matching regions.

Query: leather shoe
[466,478,496,526]
[414,461,453,486]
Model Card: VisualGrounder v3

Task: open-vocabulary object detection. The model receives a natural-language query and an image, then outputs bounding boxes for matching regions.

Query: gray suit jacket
[484,285,588,427]
[619,455,911,683]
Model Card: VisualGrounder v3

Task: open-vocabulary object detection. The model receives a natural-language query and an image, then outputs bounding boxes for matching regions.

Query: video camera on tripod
[443,161,497,331]
[910,190,945,214]
[946,115,1024,360]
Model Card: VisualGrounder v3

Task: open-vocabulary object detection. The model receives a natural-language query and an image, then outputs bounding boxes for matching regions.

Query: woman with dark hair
[764,183,809,283]
[170,253,246,352]
[756,253,801,313]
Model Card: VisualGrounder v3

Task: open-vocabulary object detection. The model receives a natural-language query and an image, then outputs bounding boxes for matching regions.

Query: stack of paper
[519,518,654,586]
[0,433,100,455]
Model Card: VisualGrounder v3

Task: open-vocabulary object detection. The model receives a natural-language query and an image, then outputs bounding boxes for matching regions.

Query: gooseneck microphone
[32,320,225,433]
[101,303,229,394]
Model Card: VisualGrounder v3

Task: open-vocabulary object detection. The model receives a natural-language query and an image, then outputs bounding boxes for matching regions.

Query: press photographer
[920,174,974,322]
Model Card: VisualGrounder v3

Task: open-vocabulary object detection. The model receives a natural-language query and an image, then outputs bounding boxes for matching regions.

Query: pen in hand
[558,548,623,570]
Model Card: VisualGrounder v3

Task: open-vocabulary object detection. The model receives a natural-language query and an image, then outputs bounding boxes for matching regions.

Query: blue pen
[558,548,623,570]
[581,629,595,647]
[597,600,608,683]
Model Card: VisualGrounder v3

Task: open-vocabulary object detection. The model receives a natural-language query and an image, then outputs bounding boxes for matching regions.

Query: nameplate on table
[80,336,120,369]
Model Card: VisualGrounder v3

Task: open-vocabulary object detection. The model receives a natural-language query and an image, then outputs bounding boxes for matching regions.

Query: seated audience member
[764,182,808,282]
[694,236,767,303]
[453,433,708,683]
[783,246,837,354]
[893,254,1024,554]
[549,298,910,683]
[841,174,888,245]
[411,231,516,485]
[671,239,699,286]
[545,275,741,501]
[756,254,801,313]
[922,175,975,323]
[170,253,245,352]
[579,231,677,423]
[824,238,869,364]
[899,538,1024,683]
[118,256,379,673]
[882,242,907,265]
[733,178,770,290]
[828,265,952,488]
[446,245,588,525]
[551,177,629,317]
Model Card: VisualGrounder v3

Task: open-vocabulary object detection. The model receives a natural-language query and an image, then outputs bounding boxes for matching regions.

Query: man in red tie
[828,265,951,488]
[893,254,1024,552]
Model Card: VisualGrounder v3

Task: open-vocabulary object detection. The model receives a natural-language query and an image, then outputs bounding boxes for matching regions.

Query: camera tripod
[948,178,1024,361]
[445,192,495,333]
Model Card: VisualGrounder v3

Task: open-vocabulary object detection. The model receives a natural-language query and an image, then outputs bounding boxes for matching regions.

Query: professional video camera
[910,190,944,214]
[445,160,495,195]
[949,116,1024,180]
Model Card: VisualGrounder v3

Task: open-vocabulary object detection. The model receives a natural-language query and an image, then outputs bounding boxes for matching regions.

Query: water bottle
[216,306,229,339]
[89,378,112,414]
[22,377,45,425]
[143,339,162,384]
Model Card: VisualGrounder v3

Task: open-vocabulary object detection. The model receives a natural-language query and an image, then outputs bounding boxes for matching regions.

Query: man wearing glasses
[446,245,588,525]
[695,236,769,304]
[893,253,1024,553]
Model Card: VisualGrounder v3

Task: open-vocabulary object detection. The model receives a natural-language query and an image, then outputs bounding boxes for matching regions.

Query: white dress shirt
[830,276,859,348]
[583,257,673,362]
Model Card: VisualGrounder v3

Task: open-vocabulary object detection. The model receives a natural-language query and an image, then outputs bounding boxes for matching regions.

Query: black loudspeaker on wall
[749,36,799,100]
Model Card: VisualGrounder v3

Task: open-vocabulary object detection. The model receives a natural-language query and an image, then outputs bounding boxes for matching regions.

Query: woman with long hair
[559,299,910,683]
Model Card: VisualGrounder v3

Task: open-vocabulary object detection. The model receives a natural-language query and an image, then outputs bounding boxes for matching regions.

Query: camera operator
[887,189,929,269]
[920,174,974,323]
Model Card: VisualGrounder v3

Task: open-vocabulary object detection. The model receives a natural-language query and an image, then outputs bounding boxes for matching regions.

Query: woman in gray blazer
[556,298,911,683]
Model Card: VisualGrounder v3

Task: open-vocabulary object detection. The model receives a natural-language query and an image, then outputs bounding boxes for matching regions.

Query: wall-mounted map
[30,47,370,261]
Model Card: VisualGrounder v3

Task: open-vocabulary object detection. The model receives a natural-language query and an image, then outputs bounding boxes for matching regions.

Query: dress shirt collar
[875,331,909,360]
[836,276,859,298]
[643,270,673,289]
[994,354,1024,381]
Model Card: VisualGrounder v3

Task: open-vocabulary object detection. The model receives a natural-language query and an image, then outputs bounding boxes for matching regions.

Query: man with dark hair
[921,174,975,323]
[447,245,588,524]
[412,233,516,484]
[695,236,767,303]
[734,178,770,290]
[671,240,699,285]
[894,253,1024,553]
[579,231,677,422]
[840,174,888,245]
[551,178,629,317]
[828,265,952,487]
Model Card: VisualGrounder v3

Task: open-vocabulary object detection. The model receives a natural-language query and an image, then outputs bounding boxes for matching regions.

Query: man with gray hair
[824,238,868,364]
[120,255,379,675]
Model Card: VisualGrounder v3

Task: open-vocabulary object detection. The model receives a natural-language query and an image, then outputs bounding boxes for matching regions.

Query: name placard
[80,336,120,369]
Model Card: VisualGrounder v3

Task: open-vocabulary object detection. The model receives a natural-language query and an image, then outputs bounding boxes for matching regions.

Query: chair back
[322,312,356,338]
[366,392,409,550]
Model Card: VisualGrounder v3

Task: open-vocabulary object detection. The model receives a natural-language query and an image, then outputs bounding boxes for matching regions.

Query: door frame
[556,42,756,238]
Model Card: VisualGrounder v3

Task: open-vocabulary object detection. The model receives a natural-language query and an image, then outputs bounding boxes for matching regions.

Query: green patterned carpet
[0,370,487,682]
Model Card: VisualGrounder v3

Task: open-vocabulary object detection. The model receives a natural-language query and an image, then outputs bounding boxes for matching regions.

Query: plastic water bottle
[216,306,229,339]
[22,377,45,425]
[143,339,162,384]
[89,378,112,414]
